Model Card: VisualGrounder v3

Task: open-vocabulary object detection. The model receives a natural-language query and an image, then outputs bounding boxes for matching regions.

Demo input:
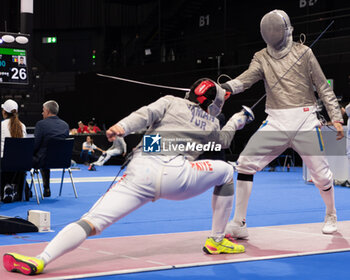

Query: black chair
[31,138,78,199]
[1,137,41,204]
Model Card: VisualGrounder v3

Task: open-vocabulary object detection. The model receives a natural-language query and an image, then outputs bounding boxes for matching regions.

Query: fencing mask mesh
[260,10,293,59]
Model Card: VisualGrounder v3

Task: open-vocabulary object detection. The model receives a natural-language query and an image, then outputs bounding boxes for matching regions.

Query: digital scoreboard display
[0,47,28,85]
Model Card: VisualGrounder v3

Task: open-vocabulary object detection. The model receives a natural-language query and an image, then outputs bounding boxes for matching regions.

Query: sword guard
[242,105,255,124]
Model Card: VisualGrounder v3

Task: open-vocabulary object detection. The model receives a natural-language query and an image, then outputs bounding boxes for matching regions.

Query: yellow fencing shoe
[3,252,44,275]
[203,236,245,254]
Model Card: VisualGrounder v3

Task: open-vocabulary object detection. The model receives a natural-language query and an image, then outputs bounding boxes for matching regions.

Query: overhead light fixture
[1,34,29,45]
[2,35,15,43]
[15,36,29,44]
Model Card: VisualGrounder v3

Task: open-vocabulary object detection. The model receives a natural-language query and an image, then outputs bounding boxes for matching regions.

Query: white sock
[319,185,336,215]
[37,222,88,265]
[232,180,253,226]
[211,194,233,241]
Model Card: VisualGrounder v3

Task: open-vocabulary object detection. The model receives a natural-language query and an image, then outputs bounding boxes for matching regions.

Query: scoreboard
[0,47,28,85]
[0,32,30,85]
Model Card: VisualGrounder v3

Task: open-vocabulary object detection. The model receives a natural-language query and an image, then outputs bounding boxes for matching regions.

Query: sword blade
[97,73,190,92]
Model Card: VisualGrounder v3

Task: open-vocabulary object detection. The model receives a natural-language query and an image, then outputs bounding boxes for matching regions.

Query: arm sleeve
[309,50,343,123]
[216,111,248,149]
[117,96,171,136]
[216,129,236,150]
[225,53,264,94]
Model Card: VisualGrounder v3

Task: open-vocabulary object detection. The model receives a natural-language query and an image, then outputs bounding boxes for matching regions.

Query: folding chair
[1,138,41,204]
[31,138,78,198]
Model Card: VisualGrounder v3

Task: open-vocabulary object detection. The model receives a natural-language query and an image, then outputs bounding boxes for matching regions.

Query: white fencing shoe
[225,220,249,239]
[322,213,337,234]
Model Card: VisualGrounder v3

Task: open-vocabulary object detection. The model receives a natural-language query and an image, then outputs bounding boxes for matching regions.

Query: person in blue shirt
[33,100,69,197]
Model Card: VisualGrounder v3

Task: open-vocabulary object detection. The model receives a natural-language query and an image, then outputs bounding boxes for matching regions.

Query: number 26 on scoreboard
[11,67,27,80]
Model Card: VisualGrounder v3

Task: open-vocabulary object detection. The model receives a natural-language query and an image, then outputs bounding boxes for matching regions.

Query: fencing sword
[97,20,334,119]
[96,73,190,92]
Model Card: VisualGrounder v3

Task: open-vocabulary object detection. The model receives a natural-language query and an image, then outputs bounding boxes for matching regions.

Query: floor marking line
[77,247,90,251]
[259,226,350,240]
[96,250,115,255]
[37,266,174,280]
[27,176,120,184]
[145,260,169,265]
[120,254,140,260]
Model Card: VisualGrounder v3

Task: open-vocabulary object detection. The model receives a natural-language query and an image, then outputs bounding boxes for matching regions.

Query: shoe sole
[3,254,37,275]
[225,232,249,240]
[202,245,245,254]
[232,235,249,240]
[203,246,215,254]
[322,228,337,234]
[225,224,249,239]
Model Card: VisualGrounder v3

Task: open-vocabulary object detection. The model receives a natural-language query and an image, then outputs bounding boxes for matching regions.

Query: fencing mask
[187,78,230,117]
[260,10,294,59]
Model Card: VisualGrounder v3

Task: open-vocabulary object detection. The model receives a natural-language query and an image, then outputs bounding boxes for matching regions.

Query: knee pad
[312,172,333,191]
[315,178,333,191]
[321,185,333,192]
[214,182,234,196]
[318,183,333,192]
[76,219,93,236]
[237,173,254,182]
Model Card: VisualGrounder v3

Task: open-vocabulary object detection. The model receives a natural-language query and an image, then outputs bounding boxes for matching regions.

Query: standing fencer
[220,10,344,238]
[3,78,254,276]
[90,136,127,167]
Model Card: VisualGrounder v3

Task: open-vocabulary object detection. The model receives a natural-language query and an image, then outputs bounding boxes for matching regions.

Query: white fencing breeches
[236,106,333,189]
[81,156,234,234]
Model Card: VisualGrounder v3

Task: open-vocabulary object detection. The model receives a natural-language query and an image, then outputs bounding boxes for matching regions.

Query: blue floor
[1,165,350,279]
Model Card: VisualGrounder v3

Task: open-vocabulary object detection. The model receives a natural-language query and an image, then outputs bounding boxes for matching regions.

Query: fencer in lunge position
[3,78,254,275]
[221,9,344,239]
[90,136,127,167]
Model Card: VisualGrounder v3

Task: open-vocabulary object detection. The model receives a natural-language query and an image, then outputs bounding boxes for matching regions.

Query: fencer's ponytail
[8,109,23,138]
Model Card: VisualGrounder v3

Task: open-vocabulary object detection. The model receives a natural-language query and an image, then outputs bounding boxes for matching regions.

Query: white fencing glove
[227,106,255,131]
